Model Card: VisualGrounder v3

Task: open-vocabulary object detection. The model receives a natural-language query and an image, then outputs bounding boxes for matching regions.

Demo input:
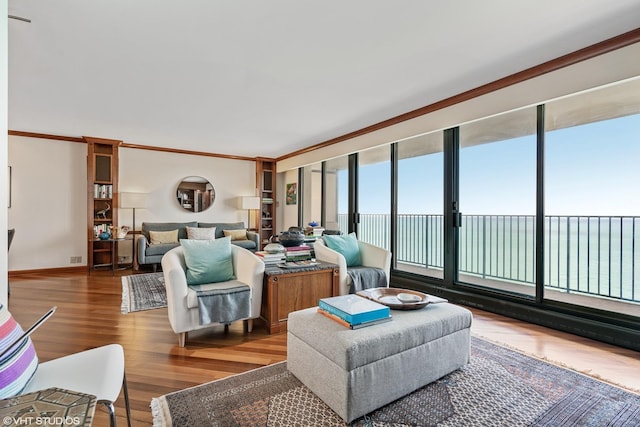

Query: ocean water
[347,214,639,302]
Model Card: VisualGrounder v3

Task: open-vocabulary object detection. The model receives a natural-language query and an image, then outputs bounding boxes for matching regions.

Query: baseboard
[9,266,88,277]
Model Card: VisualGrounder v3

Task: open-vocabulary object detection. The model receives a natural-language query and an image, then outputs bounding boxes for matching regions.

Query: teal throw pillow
[180,237,236,285]
[323,232,362,267]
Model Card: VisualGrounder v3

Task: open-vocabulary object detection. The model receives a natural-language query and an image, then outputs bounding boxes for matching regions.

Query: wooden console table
[261,262,339,334]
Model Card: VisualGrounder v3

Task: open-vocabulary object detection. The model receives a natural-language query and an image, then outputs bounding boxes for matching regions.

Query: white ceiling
[8,1,640,159]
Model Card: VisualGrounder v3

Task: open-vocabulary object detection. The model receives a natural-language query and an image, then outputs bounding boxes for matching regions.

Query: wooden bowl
[356,287,430,310]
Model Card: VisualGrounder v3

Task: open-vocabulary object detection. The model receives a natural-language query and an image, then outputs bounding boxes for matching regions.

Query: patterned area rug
[121,272,167,313]
[151,336,640,426]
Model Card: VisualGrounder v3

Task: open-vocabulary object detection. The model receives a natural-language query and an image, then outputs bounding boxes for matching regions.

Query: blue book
[318,294,390,324]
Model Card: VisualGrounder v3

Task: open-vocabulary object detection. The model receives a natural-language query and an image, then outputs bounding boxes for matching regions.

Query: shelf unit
[256,158,276,249]
[86,136,120,270]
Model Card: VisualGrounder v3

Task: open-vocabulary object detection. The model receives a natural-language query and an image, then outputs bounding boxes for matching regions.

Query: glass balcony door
[458,107,538,297]
[544,78,640,314]
[396,132,444,279]
[357,146,391,249]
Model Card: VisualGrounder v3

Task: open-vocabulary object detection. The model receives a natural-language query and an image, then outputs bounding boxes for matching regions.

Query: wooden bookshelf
[86,136,120,270]
[256,158,276,249]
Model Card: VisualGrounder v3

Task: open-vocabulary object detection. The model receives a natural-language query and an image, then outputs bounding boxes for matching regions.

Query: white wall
[301,165,322,226]
[117,148,256,260]
[1,0,8,305]
[8,136,87,271]
[119,147,255,224]
[7,140,256,271]
[279,169,299,231]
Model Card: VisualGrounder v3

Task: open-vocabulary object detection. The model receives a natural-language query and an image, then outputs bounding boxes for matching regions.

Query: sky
[341,113,640,217]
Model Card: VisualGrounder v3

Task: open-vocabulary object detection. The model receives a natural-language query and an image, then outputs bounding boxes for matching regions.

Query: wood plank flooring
[7,270,640,426]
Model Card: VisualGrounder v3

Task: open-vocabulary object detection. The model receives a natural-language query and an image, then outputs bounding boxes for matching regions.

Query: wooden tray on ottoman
[356,287,432,310]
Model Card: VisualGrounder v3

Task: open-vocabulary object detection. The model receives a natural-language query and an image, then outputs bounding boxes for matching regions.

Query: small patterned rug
[121,272,167,313]
[151,336,640,426]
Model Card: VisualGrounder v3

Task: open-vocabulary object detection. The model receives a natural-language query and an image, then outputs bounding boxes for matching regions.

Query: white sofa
[314,238,392,295]
[161,245,265,347]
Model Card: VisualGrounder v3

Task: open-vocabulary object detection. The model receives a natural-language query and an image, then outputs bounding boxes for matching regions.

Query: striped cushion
[0,305,38,398]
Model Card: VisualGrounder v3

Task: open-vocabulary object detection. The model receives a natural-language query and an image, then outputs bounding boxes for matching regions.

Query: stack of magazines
[285,245,313,262]
[318,295,391,329]
[255,251,286,266]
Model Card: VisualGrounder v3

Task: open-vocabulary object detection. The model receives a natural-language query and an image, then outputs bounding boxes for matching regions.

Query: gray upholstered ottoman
[287,302,472,423]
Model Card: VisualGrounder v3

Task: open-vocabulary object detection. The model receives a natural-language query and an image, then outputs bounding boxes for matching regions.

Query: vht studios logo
[3,416,82,426]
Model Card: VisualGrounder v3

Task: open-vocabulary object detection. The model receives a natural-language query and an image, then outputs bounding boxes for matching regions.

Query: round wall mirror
[176,176,215,212]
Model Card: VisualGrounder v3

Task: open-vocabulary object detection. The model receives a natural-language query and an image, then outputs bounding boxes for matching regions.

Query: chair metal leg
[100,401,117,427]
[123,372,132,427]
[178,332,186,347]
[97,374,132,427]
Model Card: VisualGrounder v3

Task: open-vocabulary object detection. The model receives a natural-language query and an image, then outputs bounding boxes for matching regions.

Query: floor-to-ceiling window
[291,70,640,350]
[357,146,391,248]
[396,132,444,279]
[458,107,538,297]
[544,78,640,315]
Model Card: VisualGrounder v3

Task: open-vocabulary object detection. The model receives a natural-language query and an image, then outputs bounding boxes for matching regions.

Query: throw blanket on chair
[194,283,251,325]
[347,266,387,294]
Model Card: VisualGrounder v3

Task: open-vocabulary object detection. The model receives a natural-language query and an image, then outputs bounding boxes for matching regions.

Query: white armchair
[315,238,392,295]
[161,245,265,347]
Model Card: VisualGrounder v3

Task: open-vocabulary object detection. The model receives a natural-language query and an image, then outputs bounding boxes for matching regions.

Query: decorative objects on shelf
[93,184,113,198]
[109,226,130,239]
[96,203,110,219]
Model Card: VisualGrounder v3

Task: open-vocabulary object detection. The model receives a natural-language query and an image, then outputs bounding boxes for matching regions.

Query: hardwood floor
[7,270,640,426]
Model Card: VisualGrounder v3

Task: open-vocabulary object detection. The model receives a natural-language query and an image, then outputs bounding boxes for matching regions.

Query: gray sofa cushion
[231,239,256,250]
[146,242,180,256]
[198,222,246,239]
[142,222,197,241]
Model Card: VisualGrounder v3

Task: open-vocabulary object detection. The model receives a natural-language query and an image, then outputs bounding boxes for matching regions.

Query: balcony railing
[337,214,640,303]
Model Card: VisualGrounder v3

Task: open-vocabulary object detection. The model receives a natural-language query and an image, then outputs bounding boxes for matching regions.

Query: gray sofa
[135,221,259,271]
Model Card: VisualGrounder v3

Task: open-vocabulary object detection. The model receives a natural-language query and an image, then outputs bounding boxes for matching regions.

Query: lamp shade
[120,192,148,208]
[240,196,260,210]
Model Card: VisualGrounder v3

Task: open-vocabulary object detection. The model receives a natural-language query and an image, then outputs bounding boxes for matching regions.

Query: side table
[261,261,339,334]
[91,237,133,275]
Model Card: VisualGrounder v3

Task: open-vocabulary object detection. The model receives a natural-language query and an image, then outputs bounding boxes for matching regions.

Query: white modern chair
[315,237,392,295]
[161,244,265,347]
[23,344,132,427]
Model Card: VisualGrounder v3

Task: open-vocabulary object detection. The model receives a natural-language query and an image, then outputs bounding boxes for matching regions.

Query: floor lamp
[120,192,148,266]
[240,196,261,230]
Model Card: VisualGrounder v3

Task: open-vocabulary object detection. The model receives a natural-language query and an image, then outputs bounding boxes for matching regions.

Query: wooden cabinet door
[275,271,333,322]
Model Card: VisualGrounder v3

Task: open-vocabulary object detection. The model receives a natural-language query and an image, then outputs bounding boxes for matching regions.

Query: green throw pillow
[323,232,361,267]
[180,237,236,285]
